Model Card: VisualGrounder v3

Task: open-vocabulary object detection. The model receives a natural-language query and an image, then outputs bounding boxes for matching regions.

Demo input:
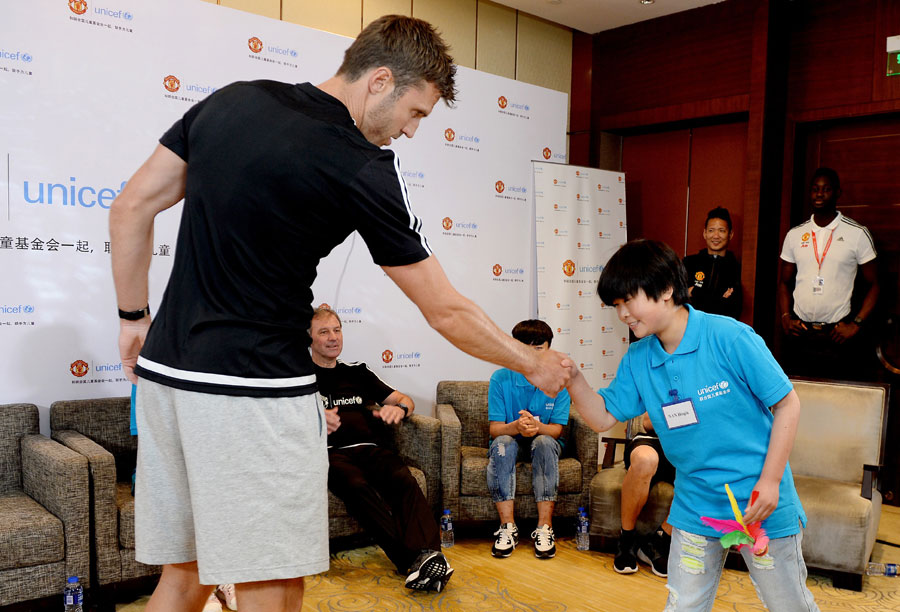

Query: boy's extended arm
[566,369,619,433]
[742,389,801,525]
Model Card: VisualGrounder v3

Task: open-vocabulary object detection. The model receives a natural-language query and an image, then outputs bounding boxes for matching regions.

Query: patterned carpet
[118,513,900,611]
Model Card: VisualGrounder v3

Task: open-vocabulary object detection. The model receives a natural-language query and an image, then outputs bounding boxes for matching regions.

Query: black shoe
[614,530,638,574]
[637,530,670,578]
[405,550,454,592]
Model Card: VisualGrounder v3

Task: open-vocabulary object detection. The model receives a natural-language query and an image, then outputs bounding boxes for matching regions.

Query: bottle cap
[67,576,79,583]
[443,509,450,514]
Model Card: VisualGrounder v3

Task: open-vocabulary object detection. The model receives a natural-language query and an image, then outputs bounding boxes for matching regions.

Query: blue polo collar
[649,304,701,367]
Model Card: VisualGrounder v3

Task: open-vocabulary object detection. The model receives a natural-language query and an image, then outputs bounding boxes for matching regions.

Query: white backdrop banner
[533,163,629,392]
[0,0,567,432]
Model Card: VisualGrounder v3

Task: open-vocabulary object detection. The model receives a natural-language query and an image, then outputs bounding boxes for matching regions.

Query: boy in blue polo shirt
[567,240,818,611]
[487,319,570,560]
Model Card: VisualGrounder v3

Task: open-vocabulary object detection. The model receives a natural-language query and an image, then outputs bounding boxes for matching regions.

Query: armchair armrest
[862,463,881,501]
[571,412,599,507]
[22,434,91,585]
[437,403,461,517]
[389,413,442,511]
[53,429,122,585]
[600,436,628,469]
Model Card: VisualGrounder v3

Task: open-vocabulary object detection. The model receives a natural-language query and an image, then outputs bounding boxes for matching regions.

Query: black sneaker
[531,524,556,559]
[405,550,454,592]
[614,530,638,574]
[491,523,519,558]
[637,530,670,578]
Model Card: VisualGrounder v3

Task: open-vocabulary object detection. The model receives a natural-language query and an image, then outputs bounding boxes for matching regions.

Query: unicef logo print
[124,11,133,20]
[23,305,34,313]
[290,49,298,57]
[720,381,729,389]
[22,54,33,63]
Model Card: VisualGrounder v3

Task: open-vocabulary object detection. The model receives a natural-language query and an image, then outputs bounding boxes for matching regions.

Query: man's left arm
[832,260,879,343]
[742,389,801,525]
[376,390,414,424]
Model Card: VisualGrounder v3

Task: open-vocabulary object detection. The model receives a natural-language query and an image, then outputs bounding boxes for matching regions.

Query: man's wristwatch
[397,403,410,418]
[852,316,865,326]
[118,305,150,320]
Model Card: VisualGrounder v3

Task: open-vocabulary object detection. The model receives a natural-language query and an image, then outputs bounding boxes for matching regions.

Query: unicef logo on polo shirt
[697,380,732,401]
[333,396,363,406]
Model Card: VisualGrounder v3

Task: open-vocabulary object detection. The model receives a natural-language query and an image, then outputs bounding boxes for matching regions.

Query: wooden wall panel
[622,130,691,252]
[282,0,362,37]
[363,0,411,26]
[516,13,572,96]
[786,0,876,113]
[220,0,279,19]
[413,0,477,69]
[591,0,754,125]
[475,0,516,79]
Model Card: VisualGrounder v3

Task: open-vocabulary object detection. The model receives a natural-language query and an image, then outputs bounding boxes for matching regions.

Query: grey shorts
[134,378,329,584]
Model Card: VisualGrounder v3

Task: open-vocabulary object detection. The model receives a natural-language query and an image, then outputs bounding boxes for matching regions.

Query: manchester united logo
[579,315,584,321]
[597,184,602,190]
[492,264,503,277]
[498,96,508,109]
[70,360,89,378]
[562,260,576,277]
[69,0,88,15]
[801,232,810,242]
[248,37,263,53]
[542,147,551,160]
[695,271,706,281]
[576,194,581,200]
[580,339,584,345]
[495,180,505,194]
[556,303,561,309]
[442,217,453,231]
[554,229,559,235]
[381,350,393,364]
[163,75,181,92]
[598,208,603,214]
[444,128,455,142]
[553,179,558,185]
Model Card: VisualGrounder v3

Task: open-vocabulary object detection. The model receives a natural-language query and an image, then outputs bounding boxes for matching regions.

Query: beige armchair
[588,416,673,549]
[50,397,161,593]
[436,380,598,523]
[789,377,889,591]
[328,413,442,539]
[0,403,90,608]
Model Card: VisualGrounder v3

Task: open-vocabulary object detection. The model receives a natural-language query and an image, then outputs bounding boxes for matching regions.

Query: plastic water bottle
[576,507,591,551]
[440,509,455,548]
[867,562,898,576]
[63,576,83,612]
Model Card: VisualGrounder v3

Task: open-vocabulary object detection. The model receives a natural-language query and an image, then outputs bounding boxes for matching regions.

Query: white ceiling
[491,0,725,34]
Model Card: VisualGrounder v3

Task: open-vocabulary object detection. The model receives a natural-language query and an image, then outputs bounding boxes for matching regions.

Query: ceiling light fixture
[640,0,655,5]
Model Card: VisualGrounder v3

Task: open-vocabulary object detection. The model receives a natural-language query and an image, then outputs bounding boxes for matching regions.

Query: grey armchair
[328,412,442,539]
[436,380,598,523]
[50,397,160,590]
[0,403,90,607]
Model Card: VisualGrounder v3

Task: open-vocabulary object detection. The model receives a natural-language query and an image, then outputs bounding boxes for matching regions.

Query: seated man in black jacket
[311,305,452,592]
[683,207,741,319]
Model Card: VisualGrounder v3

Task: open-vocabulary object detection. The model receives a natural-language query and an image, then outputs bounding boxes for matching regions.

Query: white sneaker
[216,584,237,610]
[532,524,556,559]
[492,522,519,558]
[202,592,223,612]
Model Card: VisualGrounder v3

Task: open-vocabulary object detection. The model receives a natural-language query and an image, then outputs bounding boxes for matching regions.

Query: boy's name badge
[662,398,699,430]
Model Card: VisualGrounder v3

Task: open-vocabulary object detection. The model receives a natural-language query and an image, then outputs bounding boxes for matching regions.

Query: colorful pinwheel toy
[700,484,769,556]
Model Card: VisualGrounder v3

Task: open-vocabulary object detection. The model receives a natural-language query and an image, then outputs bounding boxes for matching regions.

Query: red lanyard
[811,229,833,273]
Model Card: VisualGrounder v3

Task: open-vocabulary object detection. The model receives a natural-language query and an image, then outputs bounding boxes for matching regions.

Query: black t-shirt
[683,249,741,319]
[316,361,395,449]
[134,81,431,397]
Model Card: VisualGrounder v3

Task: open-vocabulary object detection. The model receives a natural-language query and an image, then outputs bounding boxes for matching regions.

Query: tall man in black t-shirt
[309,306,450,591]
[110,15,571,612]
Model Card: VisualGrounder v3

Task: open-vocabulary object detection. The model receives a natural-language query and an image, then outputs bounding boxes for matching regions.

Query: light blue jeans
[665,527,819,612]
[486,435,561,503]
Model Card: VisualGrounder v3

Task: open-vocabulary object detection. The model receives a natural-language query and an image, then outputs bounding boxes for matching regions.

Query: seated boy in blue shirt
[566,239,818,611]
[487,319,571,560]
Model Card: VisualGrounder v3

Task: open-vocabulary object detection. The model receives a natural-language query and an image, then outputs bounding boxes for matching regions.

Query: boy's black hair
[597,239,690,307]
[811,167,841,191]
[705,206,733,232]
[511,319,553,347]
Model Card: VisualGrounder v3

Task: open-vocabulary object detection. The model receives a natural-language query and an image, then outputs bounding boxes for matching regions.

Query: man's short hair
[811,167,841,191]
[597,239,690,307]
[512,319,554,347]
[310,306,341,329]
[337,15,457,104]
[705,206,733,232]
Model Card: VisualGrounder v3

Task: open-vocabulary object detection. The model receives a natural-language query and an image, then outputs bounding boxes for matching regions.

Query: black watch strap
[118,305,150,320]
[397,403,409,417]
